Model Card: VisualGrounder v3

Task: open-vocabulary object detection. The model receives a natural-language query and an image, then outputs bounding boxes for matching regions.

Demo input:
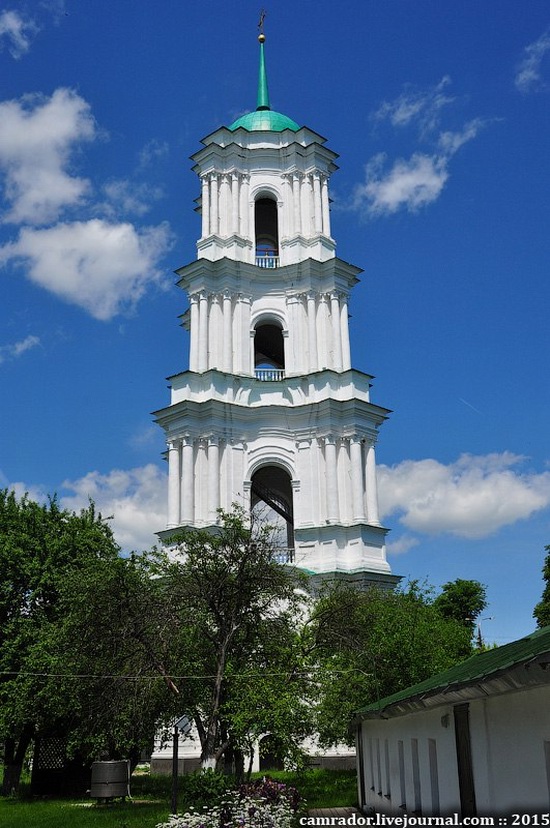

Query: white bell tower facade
[155,34,398,589]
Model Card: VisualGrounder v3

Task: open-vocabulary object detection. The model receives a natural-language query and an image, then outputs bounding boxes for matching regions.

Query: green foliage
[433,578,488,632]
[534,545,550,628]
[0,489,125,793]
[178,769,232,808]
[148,506,314,769]
[310,582,472,747]
[50,553,181,761]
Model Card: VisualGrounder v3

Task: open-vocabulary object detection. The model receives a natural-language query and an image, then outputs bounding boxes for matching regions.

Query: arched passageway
[251,465,294,559]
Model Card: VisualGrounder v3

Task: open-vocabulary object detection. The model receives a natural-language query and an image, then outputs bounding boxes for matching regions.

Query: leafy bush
[179,769,232,808]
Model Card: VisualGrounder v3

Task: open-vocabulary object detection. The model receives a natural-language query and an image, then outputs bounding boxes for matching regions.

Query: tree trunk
[245,747,255,782]
[233,748,245,785]
[1,727,34,796]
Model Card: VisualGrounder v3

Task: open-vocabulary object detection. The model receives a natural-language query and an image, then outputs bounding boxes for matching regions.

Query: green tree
[0,490,122,794]
[534,545,550,627]
[49,552,182,765]
[309,582,472,747]
[150,507,313,771]
[433,578,488,634]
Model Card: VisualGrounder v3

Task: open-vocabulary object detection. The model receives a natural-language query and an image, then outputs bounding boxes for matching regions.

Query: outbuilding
[355,626,550,816]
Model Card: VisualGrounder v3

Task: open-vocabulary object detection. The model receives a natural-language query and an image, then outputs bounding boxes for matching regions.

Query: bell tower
[154,33,398,589]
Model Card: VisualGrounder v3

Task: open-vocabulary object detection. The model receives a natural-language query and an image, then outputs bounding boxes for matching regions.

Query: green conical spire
[256,35,270,111]
[228,26,300,133]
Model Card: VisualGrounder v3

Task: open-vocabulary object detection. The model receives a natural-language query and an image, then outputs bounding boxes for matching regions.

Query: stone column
[219,174,230,237]
[331,292,343,371]
[240,294,252,374]
[201,175,210,237]
[313,173,322,234]
[167,440,181,528]
[209,293,221,369]
[340,293,351,370]
[321,175,330,236]
[181,437,195,524]
[234,294,243,374]
[222,293,233,373]
[325,436,340,522]
[282,174,292,238]
[189,294,199,372]
[307,293,318,373]
[239,174,250,240]
[350,436,366,521]
[317,294,328,369]
[198,292,209,372]
[292,173,301,236]
[207,437,220,521]
[300,174,311,238]
[286,294,300,374]
[210,174,219,236]
[198,439,208,523]
[231,172,239,235]
[365,440,381,526]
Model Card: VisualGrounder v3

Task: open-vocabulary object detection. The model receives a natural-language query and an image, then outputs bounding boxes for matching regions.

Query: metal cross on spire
[258,9,266,38]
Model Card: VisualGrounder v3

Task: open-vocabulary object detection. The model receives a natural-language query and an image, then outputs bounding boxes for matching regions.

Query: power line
[0,667,359,681]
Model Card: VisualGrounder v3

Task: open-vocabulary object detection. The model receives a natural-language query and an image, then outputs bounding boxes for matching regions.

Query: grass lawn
[0,767,358,826]
[255,769,358,809]
[0,798,170,828]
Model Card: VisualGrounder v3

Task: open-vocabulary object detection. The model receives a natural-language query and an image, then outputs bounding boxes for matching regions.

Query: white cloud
[101,179,164,217]
[355,118,486,217]
[0,334,40,364]
[138,139,169,169]
[372,76,454,135]
[354,77,489,218]
[42,1,67,24]
[128,424,163,450]
[2,479,47,504]
[438,118,486,155]
[386,534,419,556]
[0,88,96,224]
[0,218,173,320]
[0,10,38,59]
[356,152,449,216]
[378,452,550,539]
[60,464,167,552]
[515,29,550,93]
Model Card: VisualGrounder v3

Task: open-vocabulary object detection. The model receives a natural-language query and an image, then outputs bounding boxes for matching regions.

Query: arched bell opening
[255,197,279,267]
[251,465,294,561]
[254,320,285,380]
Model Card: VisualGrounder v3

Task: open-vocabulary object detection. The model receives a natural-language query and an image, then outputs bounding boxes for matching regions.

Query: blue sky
[1,0,549,646]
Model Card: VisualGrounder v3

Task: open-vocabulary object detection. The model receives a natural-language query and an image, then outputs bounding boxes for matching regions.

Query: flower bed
[156,778,302,828]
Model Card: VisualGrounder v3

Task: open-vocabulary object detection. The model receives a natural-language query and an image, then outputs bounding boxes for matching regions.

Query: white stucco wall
[359,705,461,816]
[469,684,550,814]
[359,683,550,816]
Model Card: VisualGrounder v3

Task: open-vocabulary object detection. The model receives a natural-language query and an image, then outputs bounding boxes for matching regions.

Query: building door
[453,703,477,817]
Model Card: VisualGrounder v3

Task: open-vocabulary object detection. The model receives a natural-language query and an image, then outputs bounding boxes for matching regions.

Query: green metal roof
[356,625,550,718]
[229,109,299,132]
[229,35,299,133]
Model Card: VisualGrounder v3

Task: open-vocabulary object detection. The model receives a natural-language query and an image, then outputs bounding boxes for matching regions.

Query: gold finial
[258,8,266,42]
